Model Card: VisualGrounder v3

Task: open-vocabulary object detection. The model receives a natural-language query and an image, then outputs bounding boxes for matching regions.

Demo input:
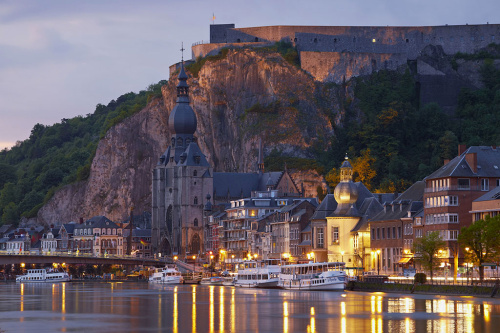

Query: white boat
[149,265,183,284]
[234,259,281,288]
[200,276,224,285]
[16,268,71,283]
[222,277,235,286]
[278,262,347,290]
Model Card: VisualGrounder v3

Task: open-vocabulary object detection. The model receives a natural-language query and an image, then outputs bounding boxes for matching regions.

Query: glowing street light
[376,249,381,275]
[340,250,345,263]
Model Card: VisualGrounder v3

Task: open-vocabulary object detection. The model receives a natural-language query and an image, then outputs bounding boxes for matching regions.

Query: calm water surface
[0,282,499,332]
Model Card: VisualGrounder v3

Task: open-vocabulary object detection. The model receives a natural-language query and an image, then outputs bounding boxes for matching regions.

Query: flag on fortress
[140,238,149,246]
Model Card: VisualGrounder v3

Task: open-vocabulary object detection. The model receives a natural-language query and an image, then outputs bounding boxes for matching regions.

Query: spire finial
[345,153,348,160]
[180,42,185,62]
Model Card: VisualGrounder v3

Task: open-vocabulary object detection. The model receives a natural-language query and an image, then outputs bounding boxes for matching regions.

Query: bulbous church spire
[168,61,197,136]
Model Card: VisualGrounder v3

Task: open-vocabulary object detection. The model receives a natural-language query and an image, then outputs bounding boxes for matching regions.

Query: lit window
[372,38,376,43]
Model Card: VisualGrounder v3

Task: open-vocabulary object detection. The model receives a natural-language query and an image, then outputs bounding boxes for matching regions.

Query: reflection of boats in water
[16,269,71,283]
[149,265,183,284]
[200,276,224,285]
[234,259,281,288]
[278,262,347,290]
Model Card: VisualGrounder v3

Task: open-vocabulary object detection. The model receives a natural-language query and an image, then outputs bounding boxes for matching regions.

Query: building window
[194,218,198,227]
[449,196,458,206]
[193,170,197,177]
[458,178,470,190]
[194,197,198,205]
[332,227,339,244]
[387,227,391,239]
[398,227,401,238]
[371,228,375,240]
[481,179,489,191]
[382,228,386,239]
[392,227,396,239]
[377,228,380,240]
[317,228,324,248]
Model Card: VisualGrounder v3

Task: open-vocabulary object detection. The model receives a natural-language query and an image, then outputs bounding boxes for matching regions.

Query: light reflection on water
[0,282,499,332]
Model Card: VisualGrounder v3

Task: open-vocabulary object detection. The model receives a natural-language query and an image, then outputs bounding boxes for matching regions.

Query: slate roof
[214,172,260,198]
[0,224,13,235]
[178,142,210,167]
[123,229,152,238]
[427,146,500,179]
[213,171,284,199]
[473,185,500,202]
[62,223,76,234]
[370,181,425,222]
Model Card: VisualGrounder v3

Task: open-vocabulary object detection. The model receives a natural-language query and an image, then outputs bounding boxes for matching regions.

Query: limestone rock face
[37,49,332,225]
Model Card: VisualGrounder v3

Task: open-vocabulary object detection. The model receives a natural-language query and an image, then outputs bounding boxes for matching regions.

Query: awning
[398,257,412,264]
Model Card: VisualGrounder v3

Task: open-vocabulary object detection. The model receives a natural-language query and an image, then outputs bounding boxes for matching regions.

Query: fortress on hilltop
[190,23,500,83]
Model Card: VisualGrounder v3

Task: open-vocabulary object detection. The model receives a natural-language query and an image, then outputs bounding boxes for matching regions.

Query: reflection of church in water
[151,62,302,256]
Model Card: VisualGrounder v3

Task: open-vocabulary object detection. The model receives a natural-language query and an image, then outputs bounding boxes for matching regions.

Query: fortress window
[194,197,198,205]
[193,170,197,177]
[177,138,183,146]
[237,38,241,43]
[405,39,409,43]
[294,37,297,42]
[194,218,198,227]
[334,38,337,43]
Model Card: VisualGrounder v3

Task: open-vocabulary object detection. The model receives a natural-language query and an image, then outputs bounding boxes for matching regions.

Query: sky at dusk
[1,0,499,150]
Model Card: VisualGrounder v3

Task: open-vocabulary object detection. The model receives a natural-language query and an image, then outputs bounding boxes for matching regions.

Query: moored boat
[278,262,347,290]
[234,259,281,288]
[149,265,183,284]
[200,276,224,285]
[16,268,71,283]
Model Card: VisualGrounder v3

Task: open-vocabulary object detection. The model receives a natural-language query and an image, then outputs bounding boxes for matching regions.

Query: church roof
[178,142,210,167]
[213,172,260,198]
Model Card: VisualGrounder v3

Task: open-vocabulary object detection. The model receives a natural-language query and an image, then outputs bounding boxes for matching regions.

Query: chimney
[465,152,478,173]
[458,144,467,156]
[79,217,83,224]
[492,145,497,150]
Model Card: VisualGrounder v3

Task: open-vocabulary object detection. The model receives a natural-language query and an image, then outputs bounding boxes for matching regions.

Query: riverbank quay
[347,280,500,297]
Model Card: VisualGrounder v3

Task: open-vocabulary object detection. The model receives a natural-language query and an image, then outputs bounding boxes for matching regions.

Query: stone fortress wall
[191,23,500,83]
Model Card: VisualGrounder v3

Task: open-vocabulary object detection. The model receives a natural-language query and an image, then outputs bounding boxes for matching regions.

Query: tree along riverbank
[347,281,500,298]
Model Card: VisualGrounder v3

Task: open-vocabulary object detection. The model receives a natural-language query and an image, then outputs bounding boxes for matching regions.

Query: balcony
[424,185,481,193]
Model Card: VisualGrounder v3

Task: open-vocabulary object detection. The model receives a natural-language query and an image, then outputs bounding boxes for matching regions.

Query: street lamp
[465,247,470,285]
[376,249,381,275]
[340,250,345,263]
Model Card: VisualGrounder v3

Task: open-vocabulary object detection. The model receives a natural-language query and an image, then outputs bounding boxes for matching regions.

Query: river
[0,282,499,332]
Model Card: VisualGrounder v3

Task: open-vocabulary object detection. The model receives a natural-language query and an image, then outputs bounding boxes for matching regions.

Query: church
[151,62,302,257]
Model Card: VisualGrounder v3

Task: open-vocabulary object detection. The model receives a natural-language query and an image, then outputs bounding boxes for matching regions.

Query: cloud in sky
[1,0,499,149]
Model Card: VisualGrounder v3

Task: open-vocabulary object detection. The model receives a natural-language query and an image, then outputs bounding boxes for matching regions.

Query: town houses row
[203,145,500,276]
[0,215,153,258]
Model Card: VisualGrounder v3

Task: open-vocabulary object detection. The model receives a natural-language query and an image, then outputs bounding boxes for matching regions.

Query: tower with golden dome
[310,155,395,269]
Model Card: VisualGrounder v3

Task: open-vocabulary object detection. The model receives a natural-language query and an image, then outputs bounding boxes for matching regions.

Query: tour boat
[149,265,183,284]
[200,276,224,285]
[278,262,347,290]
[222,277,235,286]
[16,268,71,283]
[234,259,281,288]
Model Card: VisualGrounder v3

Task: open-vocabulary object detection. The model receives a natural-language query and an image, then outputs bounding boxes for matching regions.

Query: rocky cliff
[37,49,333,225]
